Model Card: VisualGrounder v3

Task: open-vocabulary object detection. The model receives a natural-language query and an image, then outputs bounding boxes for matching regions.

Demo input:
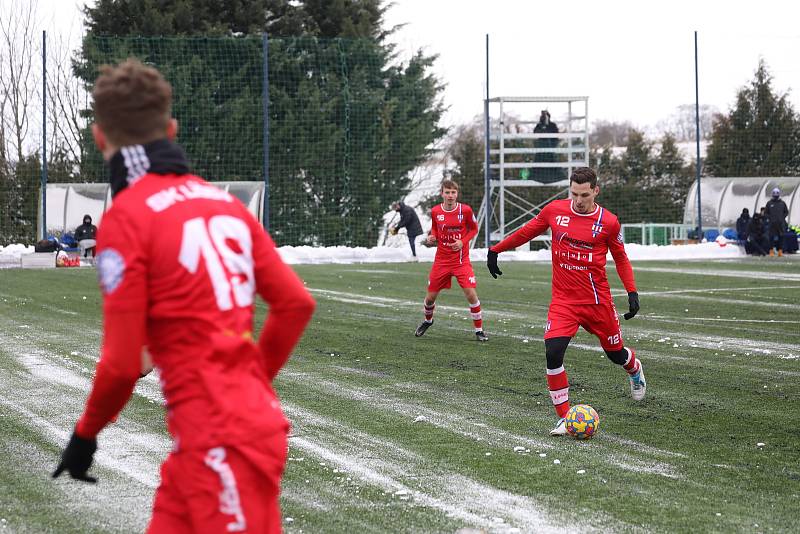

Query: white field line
[390,380,687,461]
[624,325,800,359]
[0,328,169,492]
[309,288,800,384]
[11,349,169,486]
[357,304,800,376]
[309,288,540,319]
[343,268,417,274]
[638,292,800,311]
[284,403,582,534]
[282,370,684,478]
[311,287,800,360]
[632,284,800,297]
[649,316,799,325]
[641,316,797,342]
[0,292,82,316]
[283,371,552,452]
[628,285,800,297]
[633,266,800,282]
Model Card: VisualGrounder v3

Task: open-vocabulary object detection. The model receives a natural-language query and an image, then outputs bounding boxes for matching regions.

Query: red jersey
[491,199,636,305]
[430,202,478,266]
[76,173,315,450]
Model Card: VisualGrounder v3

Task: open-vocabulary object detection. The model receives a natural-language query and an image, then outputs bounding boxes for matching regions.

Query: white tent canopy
[40,182,265,237]
[683,177,800,230]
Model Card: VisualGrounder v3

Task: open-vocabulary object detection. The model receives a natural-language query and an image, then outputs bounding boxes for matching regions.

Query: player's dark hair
[93,58,172,146]
[570,167,598,188]
[441,179,460,192]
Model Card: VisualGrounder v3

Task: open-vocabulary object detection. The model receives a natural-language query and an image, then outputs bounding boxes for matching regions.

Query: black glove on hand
[487,250,503,279]
[53,432,98,483]
[623,291,640,320]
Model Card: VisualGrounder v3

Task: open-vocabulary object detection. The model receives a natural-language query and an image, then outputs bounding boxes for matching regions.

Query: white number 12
[179,215,255,311]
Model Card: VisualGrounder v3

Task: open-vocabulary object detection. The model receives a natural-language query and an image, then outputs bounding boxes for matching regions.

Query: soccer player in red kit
[415,179,488,341]
[52,59,316,533]
[486,167,644,436]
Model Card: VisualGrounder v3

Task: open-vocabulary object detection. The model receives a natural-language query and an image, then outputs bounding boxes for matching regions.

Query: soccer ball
[565,404,600,440]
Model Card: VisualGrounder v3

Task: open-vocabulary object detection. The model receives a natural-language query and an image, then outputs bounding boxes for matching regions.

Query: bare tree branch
[0,0,40,163]
[45,30,88,169]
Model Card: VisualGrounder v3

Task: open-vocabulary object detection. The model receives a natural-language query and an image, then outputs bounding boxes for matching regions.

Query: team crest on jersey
[96,248,125,294]
[616,233,624,244]
[591,207,605,238]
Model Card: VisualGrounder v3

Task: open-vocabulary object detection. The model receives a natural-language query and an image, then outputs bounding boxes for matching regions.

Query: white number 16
[179,215,255,311]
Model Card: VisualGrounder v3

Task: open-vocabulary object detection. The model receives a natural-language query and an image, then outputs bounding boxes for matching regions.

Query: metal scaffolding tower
[475,96,589,247]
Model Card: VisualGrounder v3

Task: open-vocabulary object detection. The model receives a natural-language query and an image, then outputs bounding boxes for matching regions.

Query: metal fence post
[694,31,702,239]
[484,34,491,248]
[41,30,48,240]
[262,33,270,231]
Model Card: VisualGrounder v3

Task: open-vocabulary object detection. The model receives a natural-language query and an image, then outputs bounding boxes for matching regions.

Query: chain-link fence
[2,32,799,248]
[2,34,444,247]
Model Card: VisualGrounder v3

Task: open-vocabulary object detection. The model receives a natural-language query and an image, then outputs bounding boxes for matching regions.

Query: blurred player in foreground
[52,59,316,533]
[486,167,644,436]
[415,179,488,341]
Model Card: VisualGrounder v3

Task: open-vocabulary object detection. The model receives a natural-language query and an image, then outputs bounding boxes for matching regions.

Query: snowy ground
[0,240,748,269]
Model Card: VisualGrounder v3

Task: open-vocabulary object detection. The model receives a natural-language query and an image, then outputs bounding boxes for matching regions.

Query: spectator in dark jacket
[735,208,750,242]
[746,212,770,256]
[74,214,97,257]
[390,202,423,258]
[765,188,789,256]
[533,110,562,183]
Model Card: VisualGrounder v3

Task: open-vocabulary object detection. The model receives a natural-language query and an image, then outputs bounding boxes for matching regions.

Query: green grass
[0,258,799,533]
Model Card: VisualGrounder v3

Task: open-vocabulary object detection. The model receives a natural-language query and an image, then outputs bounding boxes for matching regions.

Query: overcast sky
[385,0,800,131]
[30,0,800,132]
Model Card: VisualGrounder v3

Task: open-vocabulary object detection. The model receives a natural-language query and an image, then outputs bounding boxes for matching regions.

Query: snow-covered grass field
[0,254,798,533]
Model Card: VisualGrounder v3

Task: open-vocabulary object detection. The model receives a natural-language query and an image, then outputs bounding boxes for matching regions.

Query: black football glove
[623,291,640,320]
[52,431,98,483]
[487,250,503,279]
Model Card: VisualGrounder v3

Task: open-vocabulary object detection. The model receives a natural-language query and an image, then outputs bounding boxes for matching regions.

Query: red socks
[546,366,570,418]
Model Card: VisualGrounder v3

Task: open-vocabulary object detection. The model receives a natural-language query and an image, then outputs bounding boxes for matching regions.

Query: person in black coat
[746,212,770,256]
[765,188,789,256]
[533,110,561,183]
[735,208,750,243]
[74,214,98,257]
[390,202,423,257]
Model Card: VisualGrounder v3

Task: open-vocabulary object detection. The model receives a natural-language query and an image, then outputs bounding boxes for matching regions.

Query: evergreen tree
[592,144,623,186]
[84,0,273,36]
[446,122,484,211]
[705,59,800,176]
[652,133,694,221]
[0,154,41,243]
[76,0,445,247]
[619,129,652,184]
[591,131,693,224]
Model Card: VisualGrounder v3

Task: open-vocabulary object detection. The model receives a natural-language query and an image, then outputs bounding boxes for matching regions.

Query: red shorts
[427,262,477,292]
[544,301,624,351]
[147,432,288,534]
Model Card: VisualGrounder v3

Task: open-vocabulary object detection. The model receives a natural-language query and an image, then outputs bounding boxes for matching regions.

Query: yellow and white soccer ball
[565,404,600,440]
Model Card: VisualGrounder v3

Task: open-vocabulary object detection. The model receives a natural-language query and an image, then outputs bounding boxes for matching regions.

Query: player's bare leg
[461,287,487,341]
[415,291,438,337]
